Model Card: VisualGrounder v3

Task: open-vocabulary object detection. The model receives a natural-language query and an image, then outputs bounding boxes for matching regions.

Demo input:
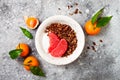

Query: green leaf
[96,16,113,27]
[20,27,33,39]
[30,66,45,77]
[91,7,104,24]
[9,49,23,59]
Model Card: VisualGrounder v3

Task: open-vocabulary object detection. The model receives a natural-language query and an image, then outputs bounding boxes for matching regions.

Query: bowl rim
[35,15,85,65]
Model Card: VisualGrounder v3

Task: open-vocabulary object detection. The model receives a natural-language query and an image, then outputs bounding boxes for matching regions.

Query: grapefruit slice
[48,32,60,53]
[50,39,68,57]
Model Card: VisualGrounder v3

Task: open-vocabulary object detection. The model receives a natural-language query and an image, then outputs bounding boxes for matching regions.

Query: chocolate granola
[45,23,77,57]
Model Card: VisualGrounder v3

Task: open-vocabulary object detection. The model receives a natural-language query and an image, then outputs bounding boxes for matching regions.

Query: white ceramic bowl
[35,15,85,65]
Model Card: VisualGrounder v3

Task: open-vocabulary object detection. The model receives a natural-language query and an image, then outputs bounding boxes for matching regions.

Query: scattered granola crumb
[87,46,90,49]
[68,5,73,9]
[69,8,82,15]
[68,5,70,9]
[100,40,103,42]
[74,8,79,14]
[58,8,61,10]
[74,2,78,6]
[92,42,96,46]
[70,5,73,8]
[91,46,96,52]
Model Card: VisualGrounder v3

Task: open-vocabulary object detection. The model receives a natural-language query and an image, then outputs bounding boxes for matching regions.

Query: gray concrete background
[0,0,120,80]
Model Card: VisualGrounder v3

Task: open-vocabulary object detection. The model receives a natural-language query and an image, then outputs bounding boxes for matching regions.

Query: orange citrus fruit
[16,43,30,57]
[23,56,39,71]
[24,16,39,29]
[84,20,101,35]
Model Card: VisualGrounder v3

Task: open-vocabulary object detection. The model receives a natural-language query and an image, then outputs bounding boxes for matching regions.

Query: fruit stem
[93,27,96,30]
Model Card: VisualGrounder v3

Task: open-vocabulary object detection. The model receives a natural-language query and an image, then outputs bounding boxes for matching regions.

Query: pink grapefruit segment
[50,39,68,57]
[48,32,60,53]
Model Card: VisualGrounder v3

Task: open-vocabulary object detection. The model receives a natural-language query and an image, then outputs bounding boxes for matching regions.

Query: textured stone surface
[0,0,120,80]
